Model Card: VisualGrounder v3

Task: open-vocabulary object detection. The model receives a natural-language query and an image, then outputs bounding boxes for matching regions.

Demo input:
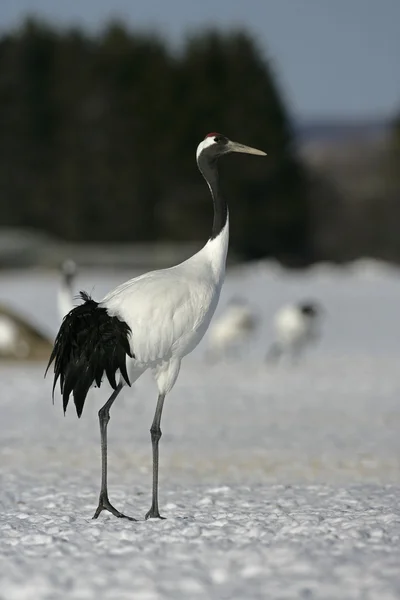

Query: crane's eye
[214,135,228,145]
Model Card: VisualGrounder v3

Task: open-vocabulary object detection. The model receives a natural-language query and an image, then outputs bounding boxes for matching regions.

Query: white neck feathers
[204,215,229,279]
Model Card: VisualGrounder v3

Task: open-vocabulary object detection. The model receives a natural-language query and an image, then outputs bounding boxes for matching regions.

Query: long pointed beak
[229,141,267,156]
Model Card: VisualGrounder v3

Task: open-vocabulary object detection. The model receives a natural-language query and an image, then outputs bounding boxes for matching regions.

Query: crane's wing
[46,292,133,417]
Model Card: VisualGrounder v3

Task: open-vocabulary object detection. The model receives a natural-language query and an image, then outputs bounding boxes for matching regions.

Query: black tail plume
[46,292,133,417]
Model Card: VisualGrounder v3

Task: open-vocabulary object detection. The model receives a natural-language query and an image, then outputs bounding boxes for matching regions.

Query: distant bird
[266,301,323,363]
[0,304,52,361]
[206,297,259,358]
[58,259,77,320]
[47,133,266,521]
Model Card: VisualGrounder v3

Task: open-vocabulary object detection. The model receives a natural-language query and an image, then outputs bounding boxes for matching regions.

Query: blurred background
[0,0,398,270]
[1,5,400,596]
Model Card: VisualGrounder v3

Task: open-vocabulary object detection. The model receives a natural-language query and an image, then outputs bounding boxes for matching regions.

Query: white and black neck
[196,132,266,256]
[197,152,228,240]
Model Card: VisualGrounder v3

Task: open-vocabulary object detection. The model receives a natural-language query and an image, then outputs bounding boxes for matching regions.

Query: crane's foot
[145,506,165,520]
[92,494,136,521]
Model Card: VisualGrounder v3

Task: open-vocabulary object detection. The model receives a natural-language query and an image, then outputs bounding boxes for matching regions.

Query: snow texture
[1,261,400,599]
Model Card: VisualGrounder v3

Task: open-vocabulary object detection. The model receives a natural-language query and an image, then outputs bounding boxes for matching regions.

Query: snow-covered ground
[1,261,400,599]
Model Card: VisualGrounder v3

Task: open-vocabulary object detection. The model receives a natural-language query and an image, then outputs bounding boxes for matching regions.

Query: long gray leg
[93,383,136,521]
[145,393,166,520]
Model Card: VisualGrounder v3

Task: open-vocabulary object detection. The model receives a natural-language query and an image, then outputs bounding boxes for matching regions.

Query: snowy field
[1,261,400,599]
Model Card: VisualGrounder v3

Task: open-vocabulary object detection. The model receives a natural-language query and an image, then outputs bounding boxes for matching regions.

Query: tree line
[0,19,399,265]
[0,19,311,264]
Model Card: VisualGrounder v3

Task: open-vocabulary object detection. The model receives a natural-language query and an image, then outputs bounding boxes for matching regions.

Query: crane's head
[196,133,267,163]
[298,301,323,319]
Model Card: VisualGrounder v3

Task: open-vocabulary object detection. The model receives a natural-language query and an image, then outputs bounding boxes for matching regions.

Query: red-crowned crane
[206,296,259,359]
[47,133,266,521]
[266,301,323,363]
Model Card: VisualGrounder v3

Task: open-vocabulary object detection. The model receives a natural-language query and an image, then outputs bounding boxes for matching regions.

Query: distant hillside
[296,114,400,265]
[295,118,391,145]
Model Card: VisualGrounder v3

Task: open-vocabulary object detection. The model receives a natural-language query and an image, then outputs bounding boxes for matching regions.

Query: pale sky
[0,0,399,119]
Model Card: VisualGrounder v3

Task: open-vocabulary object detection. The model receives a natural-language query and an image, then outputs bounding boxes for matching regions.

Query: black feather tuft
[46,292,134,417]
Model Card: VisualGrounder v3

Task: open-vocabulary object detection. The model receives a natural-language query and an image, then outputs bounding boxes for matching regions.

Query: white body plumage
[103,224,229,394]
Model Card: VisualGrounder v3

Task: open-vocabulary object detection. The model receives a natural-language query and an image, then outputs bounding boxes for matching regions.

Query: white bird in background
[57,259,77,320]
[47,133,266,521]
[266,300,323,364]
[0,312,29,359]
[206,296,259,358]
[0,304,52,360]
